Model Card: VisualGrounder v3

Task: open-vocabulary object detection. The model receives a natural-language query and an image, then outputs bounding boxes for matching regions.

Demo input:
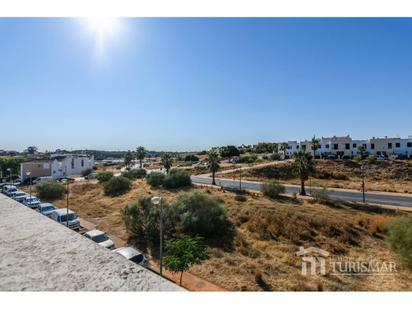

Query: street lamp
[7,168,12,185]
[239,167,242,191]
[63,179,70,227]
[361,164,366,204]
[151,196,163,276]
[26,172,32,200]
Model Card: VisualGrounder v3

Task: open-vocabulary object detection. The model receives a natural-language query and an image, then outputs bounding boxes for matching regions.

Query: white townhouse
[21,154,94,181]
[367,136,412,157]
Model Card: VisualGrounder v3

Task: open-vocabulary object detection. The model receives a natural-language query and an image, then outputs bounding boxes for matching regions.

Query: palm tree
[311,135,320,159]
[206,150,220,186]
[161,153,173,174]
[124,150,134,168]
[279,143,289,159]
[136,146,146,168]
[292,150,315,196]
[357,145,366,159]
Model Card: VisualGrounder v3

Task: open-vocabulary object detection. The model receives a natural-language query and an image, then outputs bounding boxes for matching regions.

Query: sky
[1,18,412,152]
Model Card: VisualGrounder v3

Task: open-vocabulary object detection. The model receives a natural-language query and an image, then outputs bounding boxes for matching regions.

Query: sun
[83,17,122,56]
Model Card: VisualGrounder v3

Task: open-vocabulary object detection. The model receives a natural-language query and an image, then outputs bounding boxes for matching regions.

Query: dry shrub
[355,213,390,237]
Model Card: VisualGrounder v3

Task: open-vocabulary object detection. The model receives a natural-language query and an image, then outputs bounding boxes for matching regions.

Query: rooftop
[0,194,182,291]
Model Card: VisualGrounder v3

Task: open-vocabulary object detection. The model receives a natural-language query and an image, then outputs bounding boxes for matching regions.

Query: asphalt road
[191,176,412,208]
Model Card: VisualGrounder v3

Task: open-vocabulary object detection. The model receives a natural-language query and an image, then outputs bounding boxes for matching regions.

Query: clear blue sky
[1,18,412,152]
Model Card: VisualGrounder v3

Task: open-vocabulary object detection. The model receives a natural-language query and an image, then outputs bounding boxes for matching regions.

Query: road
[191,175,412,208]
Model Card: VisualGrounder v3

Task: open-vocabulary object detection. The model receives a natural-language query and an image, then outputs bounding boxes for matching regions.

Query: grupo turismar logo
[295,246,397,276]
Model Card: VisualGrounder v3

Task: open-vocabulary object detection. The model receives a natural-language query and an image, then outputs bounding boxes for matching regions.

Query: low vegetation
[163,169,192,189]
[97,172,114,183]
[81,168,93,177]
[262,180,285,199]
[35,182,66,199]
[146,172,166,187]
[122,168,147,180]
[387,217,412,268]
[103,176,131,196]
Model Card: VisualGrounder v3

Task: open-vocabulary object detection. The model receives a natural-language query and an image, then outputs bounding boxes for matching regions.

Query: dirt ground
[221,159,412,194]
[28,179,412,291]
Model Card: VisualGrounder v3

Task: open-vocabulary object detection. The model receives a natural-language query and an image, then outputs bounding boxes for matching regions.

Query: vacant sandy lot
[28,179,412,291]
[220,160,412,194]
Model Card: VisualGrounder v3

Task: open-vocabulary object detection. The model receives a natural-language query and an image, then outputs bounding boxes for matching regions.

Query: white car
[84,229,115,250]
[22,196,41,209]
[2,185,17,196]
[113,247,148,267]
[50,208,80,231]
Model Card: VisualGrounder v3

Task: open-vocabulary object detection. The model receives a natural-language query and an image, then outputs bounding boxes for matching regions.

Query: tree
[124,150,134,168]
[164,235,208,286]
[103,176,131,196]
[292,150,315,196]
[206,149,220,186]
[311,136,321,159]
[220,145,240,158]
[161,153,173,174]
[136,146,146,168]
[25,146,38,155]
[357,145,366,159]
[279,143,289,159]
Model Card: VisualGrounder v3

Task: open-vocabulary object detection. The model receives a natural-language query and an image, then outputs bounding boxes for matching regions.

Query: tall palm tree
[207,150,220,186]
[136,146,146,168]
[280,143,289,159]
[124,150,133,168]
[357,145,366,159]
[311,136,320,159]
[161,153,173,174]
[292,150,315,196]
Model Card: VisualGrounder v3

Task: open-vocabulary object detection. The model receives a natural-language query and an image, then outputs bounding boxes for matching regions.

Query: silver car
[23,196,41,209]
[36,203,57,218]
[84,229,115,250]
[113,247,148,267]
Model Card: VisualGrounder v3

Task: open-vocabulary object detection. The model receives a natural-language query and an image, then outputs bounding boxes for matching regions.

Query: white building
[21,154,94,181]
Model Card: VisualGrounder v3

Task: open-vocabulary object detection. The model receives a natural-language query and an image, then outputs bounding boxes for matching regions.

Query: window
[353,144,357,148]
[345,143,350,150]
[71,158,74,169]
[408,142,412,148]
[363,144,367,148]
[296,145,299,149]
[302,145,306,150]
[396,143,400,148]
[371,143,375,150]
[81,159,84,167]
[333,144,338,150]
[388,143,392,149]
[326,144,330,149]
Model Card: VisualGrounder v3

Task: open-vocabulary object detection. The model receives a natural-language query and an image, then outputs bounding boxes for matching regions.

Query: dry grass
[221,159,412,194]
[24,178,412,291]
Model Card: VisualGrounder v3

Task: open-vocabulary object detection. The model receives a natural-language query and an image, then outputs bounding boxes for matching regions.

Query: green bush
[184,154,199,162]
[163,169,192,189]
[240,154,258,163]
[97,172,113,183]
[146,171,166,187]
[36,183,66,199]
[103,176,131,196]
[366,156,377,164]
[262,180,285,199]
[387,217,412,268]
[270,153,281,161]
[173,191,230,237]
[81,168,93,177]
[122,168,147,180]
[311,188,331,203]
[122,196,177,244]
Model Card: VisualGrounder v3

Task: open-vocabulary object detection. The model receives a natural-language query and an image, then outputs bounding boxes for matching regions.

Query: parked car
[33,176,54,184]
[50,208,80,231]
[36,203,56,218]
[84,229,115,250]
[376,155,386,161]
[113,247,148,267]
[10,191,27,200]
[14,193,29,203]
[22,196,41,209]
[2,185,17,196]
[85,172,98,180]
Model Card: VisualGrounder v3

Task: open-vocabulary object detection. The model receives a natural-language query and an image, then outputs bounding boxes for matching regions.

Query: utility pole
[66,180,70,227]
[361,163,366,203]
[151,196,163,276]
[239,167,242,191]
[26,172,32,200]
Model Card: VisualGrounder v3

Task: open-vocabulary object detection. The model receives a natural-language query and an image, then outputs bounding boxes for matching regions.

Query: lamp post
[7,168,12,185]
[239,167,242,191]
[151,196,163,276]
[361,164,366,203]
[26,172,32,200]
[63,179,70,227]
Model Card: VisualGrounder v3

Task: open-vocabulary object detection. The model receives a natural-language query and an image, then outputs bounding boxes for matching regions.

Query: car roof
[113,247,143,259]
[85,229,106,238]
[40,203,55,208]
[25,196,39,200]
[53,208,75,215]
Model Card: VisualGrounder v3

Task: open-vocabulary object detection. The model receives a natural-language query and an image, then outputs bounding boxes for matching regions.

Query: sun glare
[83,17,122,57]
